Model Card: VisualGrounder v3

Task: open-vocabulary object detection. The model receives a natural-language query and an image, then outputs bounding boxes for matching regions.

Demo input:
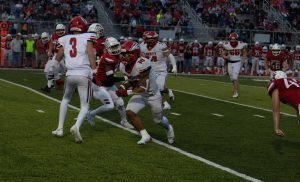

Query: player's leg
[156,72,171,109]
[108,86,134,129]
[52,76,76,137]
[231,62,241,98]
[87,84,114,126]
[148,95,175,144]
[71,76,92,143]
[126,95,151,144]
[250,58,256,75]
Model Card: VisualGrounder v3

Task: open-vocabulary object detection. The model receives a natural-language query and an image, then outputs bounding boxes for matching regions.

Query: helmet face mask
[121,41,140,65]
[41,32,50,44]
[272,44,281,56]
[88,23,104,39]
[272,71,287,80]
[105,37,121,55]
[55,24,66,36]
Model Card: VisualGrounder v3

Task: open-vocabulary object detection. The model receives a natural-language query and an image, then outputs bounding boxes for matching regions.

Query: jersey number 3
[69,37,77,57]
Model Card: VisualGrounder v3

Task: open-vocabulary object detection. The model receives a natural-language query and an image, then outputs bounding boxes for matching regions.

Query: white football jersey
[140,42,168,72]
[223,41,246,61]
[58,33,96,77]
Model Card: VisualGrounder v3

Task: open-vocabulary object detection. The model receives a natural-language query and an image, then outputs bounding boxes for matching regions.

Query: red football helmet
[145,31,158,47]
[69,16,88,33]
[121,40,140,65]
[229,32,238,47]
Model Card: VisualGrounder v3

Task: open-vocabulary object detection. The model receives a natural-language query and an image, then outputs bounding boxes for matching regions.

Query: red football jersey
[191,43,201,56]
[266,51,286,71]
[178,43,185,54]
[94,37,106,58]
[215,46,223,57]
[169,43,178,56]
[94,53,119,86]
[268,78,300,109]
[251,46,262,57]
[51,32,65,54]
[204,46,213,57]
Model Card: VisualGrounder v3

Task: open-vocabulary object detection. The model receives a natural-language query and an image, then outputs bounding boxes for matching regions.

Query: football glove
[116,89,133,97]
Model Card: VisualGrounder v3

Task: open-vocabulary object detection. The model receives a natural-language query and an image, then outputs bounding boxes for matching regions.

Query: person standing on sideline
[51,16,96,143]
[24,34,35,68]
[10,33,23,67]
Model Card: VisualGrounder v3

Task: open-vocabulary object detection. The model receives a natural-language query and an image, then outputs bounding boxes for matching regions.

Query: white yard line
[173,89,295,117]
[212,113,224,117]
[253,115,265,118]
[0,78,262,182]
[170,112,181,116]
[36,109,45,113]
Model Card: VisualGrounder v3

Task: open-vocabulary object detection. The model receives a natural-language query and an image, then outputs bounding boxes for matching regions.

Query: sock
[47,80,53,88]
[140,129,150,138]
[58,99,69,129]
[117,105,127,121]
[158,116,170,130]
[75,103,89,129]
[90,104,112,117]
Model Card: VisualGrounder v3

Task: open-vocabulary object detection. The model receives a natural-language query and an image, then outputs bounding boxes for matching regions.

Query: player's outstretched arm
[272,89,285,137]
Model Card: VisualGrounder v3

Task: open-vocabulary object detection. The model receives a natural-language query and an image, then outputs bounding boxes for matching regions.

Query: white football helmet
[162,38,167,43]
[208,41,213,46]
[255,41,259,46]
[179,38,184,43]
[128,36,132,40]
[169,38,173,43]
[41,32,50,43]
[269,44,273,50]
[262,46,268,52]
[296,45,300,51]
[119,36,125,41]
[194,40,198,43]
[281,44,286,50]
[55,24,65,36]
[218,41,223,46]
[88,23,104,39]
[105,37,121,55]
[138,38,143,44]
[272,43,281,56]
[136,58,151,73]
[272,71,287,80]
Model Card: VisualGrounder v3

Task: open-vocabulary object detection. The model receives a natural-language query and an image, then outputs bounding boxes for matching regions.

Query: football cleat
[232,93,239,98]
[168,89,175,101]
[41,86,51,93]
[166,124,175,144]
[86,111,95,127]
[163,102,172,110]
[137,134,151,145]
[120,120,134,129]
[52,128,63,137]
[70,125,83,143]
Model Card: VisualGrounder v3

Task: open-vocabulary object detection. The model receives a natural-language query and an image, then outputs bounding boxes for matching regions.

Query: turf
[1,69,300,182]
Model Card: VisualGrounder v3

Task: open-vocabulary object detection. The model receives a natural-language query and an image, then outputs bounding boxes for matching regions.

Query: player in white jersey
[51,16,96,143]
[116,47,175,144]
[222,32,247,98]
[139,31,177,109]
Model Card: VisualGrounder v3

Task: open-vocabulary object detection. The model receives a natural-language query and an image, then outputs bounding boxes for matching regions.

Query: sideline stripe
[212,113,224,117]
[170,112,181,116]
[36,110,45,113]
[173,89,295,117]
[0,78,262,182]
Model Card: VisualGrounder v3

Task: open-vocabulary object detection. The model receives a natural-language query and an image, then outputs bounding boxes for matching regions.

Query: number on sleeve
[69,37,77,58]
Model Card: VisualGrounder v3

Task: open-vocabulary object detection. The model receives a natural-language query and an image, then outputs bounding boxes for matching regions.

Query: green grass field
[1,69,300,182]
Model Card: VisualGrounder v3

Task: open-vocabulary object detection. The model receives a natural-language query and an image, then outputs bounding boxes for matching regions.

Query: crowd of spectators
[0,0,98,35]
[273,0,300,30]
[102,0,194,38]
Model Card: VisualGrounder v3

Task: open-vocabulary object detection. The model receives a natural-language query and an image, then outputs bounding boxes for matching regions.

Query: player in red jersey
[250,41,262,76]
[215,42,225,74]
[290,45,300,77]
[87,37,133,129]
[265,43,289,78]
[203,41,214,73]
[267,71,300,137]
[190,40,202,72]
[177,38,185,73]
[87,23,106,61]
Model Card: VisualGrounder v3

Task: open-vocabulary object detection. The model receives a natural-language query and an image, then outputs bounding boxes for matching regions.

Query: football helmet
[269,44,273,50]
[208,41,213,47]
[88,23,104,39]
[138,38,143,44]
[179,38,184,43]
[41,32,50,44]
[55,24,66,36]
[162,38,167,43]
[272,43,281,56]
[262,46,268,52]
[255,41,259,47]
[194,40,198,43]
[272,71,287,80]
[296,45,300,51]
[169,38,173,43]
[218,41,223,46]
[136,58,151,73]
[229,32,238,47]
[105,37,121,55]
[121,40,140,65]
[128,37,132,40]
[69,16,88,33]
[145,31,158,47]
[281,44,286,50]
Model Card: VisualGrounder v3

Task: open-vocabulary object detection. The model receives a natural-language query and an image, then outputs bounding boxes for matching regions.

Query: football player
[190,39,202,73]
[290,45,300,77]
[215,42,225,74]
[116,46,175,144]
[51,16,97,143]
[177,38,185,73]
[87,37,133,129]
[41,24,66,93]
[203,41,214,74]
[87,23,106,61]
[250,41,262,76]
[140,31,177,109]
[267,71,300,137]
[222,32,247,98]
[265,43,289,78]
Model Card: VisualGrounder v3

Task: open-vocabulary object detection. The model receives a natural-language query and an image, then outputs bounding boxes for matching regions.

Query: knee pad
[153,112,163,124]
